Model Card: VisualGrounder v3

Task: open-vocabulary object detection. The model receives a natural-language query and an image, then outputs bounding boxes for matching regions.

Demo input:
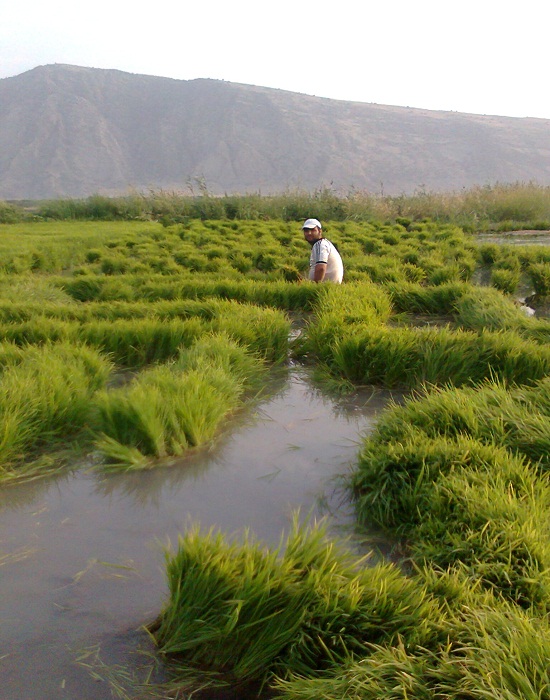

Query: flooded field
[475,230,550,246]
[0,367,393,700]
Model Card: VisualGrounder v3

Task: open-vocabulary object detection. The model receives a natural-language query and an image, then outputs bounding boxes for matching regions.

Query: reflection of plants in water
[92,367,290,507]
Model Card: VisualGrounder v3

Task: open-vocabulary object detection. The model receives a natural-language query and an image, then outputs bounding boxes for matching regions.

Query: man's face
[303,226,322,245]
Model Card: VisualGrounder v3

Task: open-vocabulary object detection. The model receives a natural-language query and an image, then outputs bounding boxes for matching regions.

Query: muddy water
[0,367,394,700]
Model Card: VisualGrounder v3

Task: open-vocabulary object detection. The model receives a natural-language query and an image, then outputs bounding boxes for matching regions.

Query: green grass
[90,334,267,469]
[0,342,112,478]
[151,516,439,692]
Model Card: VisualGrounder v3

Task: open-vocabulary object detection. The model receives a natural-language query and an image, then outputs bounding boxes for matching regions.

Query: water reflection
[0,366,393,700]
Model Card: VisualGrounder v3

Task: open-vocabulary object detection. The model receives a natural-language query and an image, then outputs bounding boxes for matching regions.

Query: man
[302,218,344,283]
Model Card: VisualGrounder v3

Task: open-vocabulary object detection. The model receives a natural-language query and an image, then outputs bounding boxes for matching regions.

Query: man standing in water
[302,218,344,283]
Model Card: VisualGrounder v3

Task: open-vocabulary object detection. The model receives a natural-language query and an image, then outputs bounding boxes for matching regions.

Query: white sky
[1,0,548,119]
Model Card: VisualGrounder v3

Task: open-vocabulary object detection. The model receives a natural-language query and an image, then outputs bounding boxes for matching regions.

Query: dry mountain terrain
[1,64,550,200]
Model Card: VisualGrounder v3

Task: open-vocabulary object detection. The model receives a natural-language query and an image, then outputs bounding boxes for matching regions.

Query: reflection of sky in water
[0,367,394,700]
[474,231,550,246]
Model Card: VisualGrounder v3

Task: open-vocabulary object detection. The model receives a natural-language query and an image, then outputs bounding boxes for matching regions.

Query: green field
[2,214,550,698]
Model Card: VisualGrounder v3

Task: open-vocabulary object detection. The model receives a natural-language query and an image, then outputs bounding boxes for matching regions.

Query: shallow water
[474,230,550,247]
[473,230,550,313]
[0,367,394,699]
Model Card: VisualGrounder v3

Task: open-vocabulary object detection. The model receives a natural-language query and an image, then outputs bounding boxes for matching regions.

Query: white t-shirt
[309,238,344,283]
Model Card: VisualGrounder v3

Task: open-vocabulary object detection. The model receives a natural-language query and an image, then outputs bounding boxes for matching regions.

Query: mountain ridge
[1,64,550,200]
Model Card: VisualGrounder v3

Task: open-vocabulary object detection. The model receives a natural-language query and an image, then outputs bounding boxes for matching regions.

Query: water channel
[0,366,395,699]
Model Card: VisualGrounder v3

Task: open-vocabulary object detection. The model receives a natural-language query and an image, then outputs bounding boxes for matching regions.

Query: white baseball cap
[302,218,322,229]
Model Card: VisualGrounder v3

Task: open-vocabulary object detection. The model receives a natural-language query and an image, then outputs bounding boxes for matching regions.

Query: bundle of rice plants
[0,317,76,345]
[92,363,243,468]
[528,262,550,297]
[455,286,532,331]
[210,302,290,363]
[351,433,532,533]
[0,342,112,476]
[174,332,266,390]
[151,517,439,692]
[386,281,470,315]
[78,317,204,366]
[275,642,459,700]
[411,466,550,610]
[277,602,550,700]
[369,380,550,467]
[491,267,520,294]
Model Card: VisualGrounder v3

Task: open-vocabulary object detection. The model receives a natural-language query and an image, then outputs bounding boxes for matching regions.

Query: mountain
[1,64,550,200]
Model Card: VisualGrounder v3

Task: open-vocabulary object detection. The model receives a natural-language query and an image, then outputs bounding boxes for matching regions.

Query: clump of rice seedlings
[276,602,550,700]
[78,317,205,366]
[453,604,550,699]
[295,282,392,364]
[209,302,291,363]
[174,332,267,390]
[0,276,76,305]
[0,341,27,370]
[455,286,528,330]
[327,324,550,388]
[275,642,459,700]
[151,516,439,693]
[91,335,265,468]
[351,385,550,608]
[351,432,532,530]
[0,342,113,479]
[0,317,76,345]
[385,280,470,314]
[528,261,550,297]
[490,266,520,294]
[369,381,550,467]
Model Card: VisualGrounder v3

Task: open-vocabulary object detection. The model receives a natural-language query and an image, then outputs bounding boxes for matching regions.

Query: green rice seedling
[353,421,550,608]
[528,261,550,297]
[427,263,465,285]
[0,342,27,370]
[151,517,439,693]
[490,266,521,294]
[351,432,532,532]
[174,332,267,390]
[209,302,291,363]
[411,468,550,610]
[92,364,242,468]
[328,324,550,388]
[521,375,550,415]
[454,604,550,699]
[275,642,460,700]
[295,282,392,363]
[369,380,550,467]
[0,317,76,345]
[277,591,550,699]
[455,286,534,331]
[386,281,470,315]
[90,336,265,468]
[0,342,112,478]
[78,317,205,366]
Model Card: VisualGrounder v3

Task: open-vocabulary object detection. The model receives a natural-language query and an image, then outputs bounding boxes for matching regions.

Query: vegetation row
[2,216,550,698]
[4,181,550,233]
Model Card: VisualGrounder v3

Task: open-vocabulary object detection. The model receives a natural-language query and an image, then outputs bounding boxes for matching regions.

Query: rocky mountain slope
[1,64,549,199]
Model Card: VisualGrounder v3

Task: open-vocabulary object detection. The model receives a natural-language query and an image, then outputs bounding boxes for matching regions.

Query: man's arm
[313,262,327,282]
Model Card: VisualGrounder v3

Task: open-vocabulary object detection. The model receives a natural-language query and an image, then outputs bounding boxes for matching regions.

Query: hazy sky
[1,0,547,119]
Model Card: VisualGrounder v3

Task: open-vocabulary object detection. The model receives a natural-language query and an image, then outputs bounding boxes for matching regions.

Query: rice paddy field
[2,213,550,698]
